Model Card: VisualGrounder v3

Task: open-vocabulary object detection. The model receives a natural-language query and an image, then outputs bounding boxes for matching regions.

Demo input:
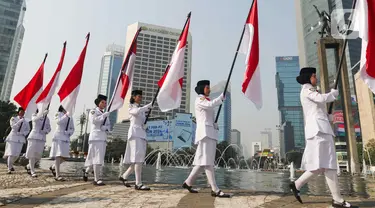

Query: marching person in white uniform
[290,67,353,208]
[182,80,231,198]
[25,109,51,177]
[83,94,111,186]
[3,107,30,174]
[119,90,152,191]
[49,105,74,181]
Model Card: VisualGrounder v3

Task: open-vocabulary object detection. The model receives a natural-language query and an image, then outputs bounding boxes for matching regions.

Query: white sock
[185,166,202,186]
[325,169,344,203]
[55,157,61,178]
[7,156,13,170]
[93,164,101,182]
[135,163,142,185]
[205,166,220,192]
[85,166,92,174]
[29,158,36,174]
[122,164,134,179]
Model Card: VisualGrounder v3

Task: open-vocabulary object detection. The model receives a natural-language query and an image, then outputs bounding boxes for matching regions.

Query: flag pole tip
[86,32,90,39]
[187,12,191,17]
[63,41,67,46]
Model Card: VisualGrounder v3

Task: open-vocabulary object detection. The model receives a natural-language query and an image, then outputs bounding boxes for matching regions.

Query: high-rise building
[210,81,231,143]
[251,142,262,157]
[97,44,124,127]
[230,129,242,156]
[0,0,26,101]
[295,0,361,95]
[275,56,305,150]
[260,130,272,149]
[117,22,192,122]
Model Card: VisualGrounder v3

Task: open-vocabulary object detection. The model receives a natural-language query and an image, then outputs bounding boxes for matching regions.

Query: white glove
[101,126,108,131]
[43,110,49,116]
[330,89,339,97]
[66,112,70,117]
[328,114,334,122]
[142,124,148,130]
[213,123,219,130]
[145,103,153,109]
[220,93,225,101]
[102,112,110,118]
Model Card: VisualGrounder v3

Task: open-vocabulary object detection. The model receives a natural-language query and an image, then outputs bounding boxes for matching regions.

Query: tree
[0,101,17,142]
[70,139,78,151]
[78,112,87,136]
[105,138,126,162]
[286,151,303,168]
[364,139,375,166]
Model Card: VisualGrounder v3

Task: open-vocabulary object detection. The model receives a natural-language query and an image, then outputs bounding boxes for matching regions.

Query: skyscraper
[275,56,305,150]
[210,81,231,143]
[97,44,124,127]
[117,22,192,122]
[0,0,26,101]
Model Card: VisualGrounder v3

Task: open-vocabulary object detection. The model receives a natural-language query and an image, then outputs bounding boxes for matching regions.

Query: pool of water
[40,160,375,197]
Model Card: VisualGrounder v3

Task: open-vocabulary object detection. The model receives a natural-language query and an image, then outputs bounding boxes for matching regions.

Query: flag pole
[214,1,255,123]
[38,53,49,131]
[327,0,357,114]
[103,28,142,125]
[144,11,191,125]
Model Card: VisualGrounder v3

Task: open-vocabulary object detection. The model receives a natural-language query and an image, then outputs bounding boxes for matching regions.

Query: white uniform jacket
[301,84,337,139]
[88,107,111,142]
[128,103,152,140]
[194,94,223,144]
[52,112,75,142]
[5,116,30,143]
[27,113,51,141]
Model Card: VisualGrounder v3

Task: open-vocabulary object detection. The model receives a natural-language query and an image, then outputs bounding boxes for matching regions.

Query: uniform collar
[198,94,210,101]
[96,107,105,113]
[303,84,319,92]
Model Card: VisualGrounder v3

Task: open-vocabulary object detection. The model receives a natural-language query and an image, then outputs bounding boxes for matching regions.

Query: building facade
[275,56,305,150]
[230,129,241,156]
[260,130,272,149]
[117,22,192,122]
[97,44,124,128]
[0,0,26,101]
[210,81,231,143]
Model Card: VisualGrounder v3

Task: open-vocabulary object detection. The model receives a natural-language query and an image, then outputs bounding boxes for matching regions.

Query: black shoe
[119,176,131,187]
[25,166,31,175]
[332,200,355,208]
[10,167,15,172]
[49,166,56,177]
[31,173,38,178]
[82,169,88,182]
[211,190,232,198]
[135,184,150,191]
[7,170,12,174]
[93,180,105,186]
[182,182,198,193]
[289,182,302,204]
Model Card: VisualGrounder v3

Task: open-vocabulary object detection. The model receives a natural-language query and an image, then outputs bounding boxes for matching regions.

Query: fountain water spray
[156,152,162,170]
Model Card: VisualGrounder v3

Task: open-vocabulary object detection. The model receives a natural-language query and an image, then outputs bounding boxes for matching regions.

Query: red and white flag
[57,33,90,115]
[108,29,141,112]
[351,0,375,93]
[157,13,190,112]
[239,0,262,109]
[36,42,66,112]
[14,54,47,119]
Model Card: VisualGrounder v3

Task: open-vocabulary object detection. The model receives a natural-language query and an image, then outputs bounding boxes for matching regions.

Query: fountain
[289,161,296,180]
[119,154,123,164]
[156,152,162,170]
[111,157,114,164]
[336,159,341,176]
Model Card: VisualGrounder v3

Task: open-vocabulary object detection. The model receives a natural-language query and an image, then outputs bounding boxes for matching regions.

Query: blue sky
[13,0,299,158]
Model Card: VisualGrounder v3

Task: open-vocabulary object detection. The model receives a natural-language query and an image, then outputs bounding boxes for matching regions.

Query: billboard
[146,120,173,142]
[172,113,193,149]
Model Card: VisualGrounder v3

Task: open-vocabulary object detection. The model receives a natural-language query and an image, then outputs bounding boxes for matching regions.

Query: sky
[12,0,299,158]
